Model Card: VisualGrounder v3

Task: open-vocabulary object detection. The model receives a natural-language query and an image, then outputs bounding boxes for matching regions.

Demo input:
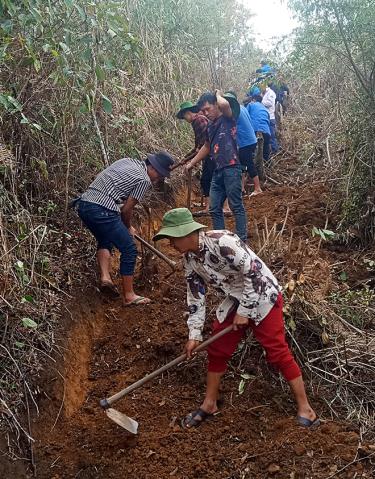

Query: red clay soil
[31,293,373,479]
[8,177,375,478]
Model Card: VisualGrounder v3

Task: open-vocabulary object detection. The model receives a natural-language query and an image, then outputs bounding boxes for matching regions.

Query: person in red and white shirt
[154,208,319,430]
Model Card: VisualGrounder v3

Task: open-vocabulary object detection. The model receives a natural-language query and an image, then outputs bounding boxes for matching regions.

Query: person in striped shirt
[76,151,174,305]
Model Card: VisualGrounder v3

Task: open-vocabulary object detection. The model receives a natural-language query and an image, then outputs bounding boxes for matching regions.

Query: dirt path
[26,179,374,479]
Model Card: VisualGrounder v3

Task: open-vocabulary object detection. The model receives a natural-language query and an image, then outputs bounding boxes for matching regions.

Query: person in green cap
[153,208,319,430]
[185,90,247,241]
[176,101,214,215]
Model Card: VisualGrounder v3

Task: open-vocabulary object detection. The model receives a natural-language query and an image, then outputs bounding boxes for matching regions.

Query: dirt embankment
[2,174,374,478]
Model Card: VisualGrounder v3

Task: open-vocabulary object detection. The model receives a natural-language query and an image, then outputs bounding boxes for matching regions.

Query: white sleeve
[262,90,275,109]
[184,255,206,341]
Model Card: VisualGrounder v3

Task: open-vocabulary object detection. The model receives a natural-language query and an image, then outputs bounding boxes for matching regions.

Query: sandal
[181,408,219,429]
[249,190,263,198]
[297,415,321,428]
[124,296,151,307]
[99,281,120,299]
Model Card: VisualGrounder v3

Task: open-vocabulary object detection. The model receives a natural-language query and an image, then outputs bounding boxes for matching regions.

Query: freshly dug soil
[4,168,374,478]
[4,162,375,479]
[32,299,373,479]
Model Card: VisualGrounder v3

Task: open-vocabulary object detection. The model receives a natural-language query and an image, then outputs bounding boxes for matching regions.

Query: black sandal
[181,408,218,429]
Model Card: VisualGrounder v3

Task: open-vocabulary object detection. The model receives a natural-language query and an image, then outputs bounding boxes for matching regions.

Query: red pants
[207,294,301,381]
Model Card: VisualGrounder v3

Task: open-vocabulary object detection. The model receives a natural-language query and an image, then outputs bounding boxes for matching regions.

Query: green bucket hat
[153,208,207,241]
[176,101,199,119]
[223,92,240,120]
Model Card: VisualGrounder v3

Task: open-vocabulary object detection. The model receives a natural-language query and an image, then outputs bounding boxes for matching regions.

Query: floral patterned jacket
[184,230,280,340]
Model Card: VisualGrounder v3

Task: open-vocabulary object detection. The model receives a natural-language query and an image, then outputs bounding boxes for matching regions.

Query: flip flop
[124,296,151,307]
[181,408,219,429]
[249,191,263,198]
[297,415,321,428]
[99,281,120,299]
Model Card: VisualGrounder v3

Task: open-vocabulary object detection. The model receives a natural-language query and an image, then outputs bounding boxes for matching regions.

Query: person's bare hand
[184,339,200,359]
[233,313,249,331]
[184,162,193,173]
[129,226,136,236]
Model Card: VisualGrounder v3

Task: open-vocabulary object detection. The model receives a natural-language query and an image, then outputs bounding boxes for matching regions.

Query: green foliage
[127,0,259,91]
[21,294,34,303]
[0,0,137,114]
[288,0,375,242]
[0,0,139,200]
[311,227,335,241]
[238,373,255,395]
[14,260,29,285]
[330,286,375,329]
[0,1,259,441]
[338,271,348,282]
[21,317,38,328]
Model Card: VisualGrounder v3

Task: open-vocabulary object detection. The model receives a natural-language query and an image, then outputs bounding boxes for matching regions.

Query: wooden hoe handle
[170,160,187,171]
[100,325,233,409]
[134,234,176,270]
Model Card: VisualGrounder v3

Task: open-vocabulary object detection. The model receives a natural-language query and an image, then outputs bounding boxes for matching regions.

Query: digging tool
[134,234,176,271]
[186,169,192,209]
[171,159,193,210]
[170,159,187,171]
[100,324,234,434]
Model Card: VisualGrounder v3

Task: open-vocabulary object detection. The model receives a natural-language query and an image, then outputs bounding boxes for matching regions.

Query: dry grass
[248,179,375,438]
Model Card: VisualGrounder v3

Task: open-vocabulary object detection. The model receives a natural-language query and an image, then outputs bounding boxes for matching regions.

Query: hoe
[100,325,233,434]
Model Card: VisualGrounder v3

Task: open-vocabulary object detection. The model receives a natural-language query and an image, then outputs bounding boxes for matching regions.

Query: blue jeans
[270,119,279,153]
[209,166,247,241]
[77,200,137,276]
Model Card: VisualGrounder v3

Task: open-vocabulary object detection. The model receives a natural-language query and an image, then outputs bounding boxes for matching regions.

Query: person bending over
[154,208,319,429]
[75,151,174,305]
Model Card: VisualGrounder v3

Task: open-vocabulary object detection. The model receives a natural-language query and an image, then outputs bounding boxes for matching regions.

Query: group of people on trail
[248,60,290,152]
[177,60,289,231]
[73,60,319,431]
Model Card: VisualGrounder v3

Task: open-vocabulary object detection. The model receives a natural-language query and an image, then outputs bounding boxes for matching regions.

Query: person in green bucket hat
[176,101,214,216]
[184,90,247,241]
[176,101,199,120]
[153,208,319,430]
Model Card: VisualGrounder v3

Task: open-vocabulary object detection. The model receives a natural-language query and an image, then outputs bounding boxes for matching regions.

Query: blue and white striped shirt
[81,158,152,212]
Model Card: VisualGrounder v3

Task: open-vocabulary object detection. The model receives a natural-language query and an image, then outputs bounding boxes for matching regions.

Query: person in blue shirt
[246,85,261,100]
[246,95,271,163]
[258,60,273,74]
[226,91,262,196]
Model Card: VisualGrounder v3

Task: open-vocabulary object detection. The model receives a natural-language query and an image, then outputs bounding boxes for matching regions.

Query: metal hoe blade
[105,408,139,434]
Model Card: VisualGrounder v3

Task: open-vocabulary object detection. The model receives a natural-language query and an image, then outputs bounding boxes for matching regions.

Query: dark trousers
[239,144,258,178]
[77,200,137,276]
[270,119,279,152]
[262,132,271,161]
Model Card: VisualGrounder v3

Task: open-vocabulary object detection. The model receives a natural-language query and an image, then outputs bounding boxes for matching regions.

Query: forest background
[0,0,374,462]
